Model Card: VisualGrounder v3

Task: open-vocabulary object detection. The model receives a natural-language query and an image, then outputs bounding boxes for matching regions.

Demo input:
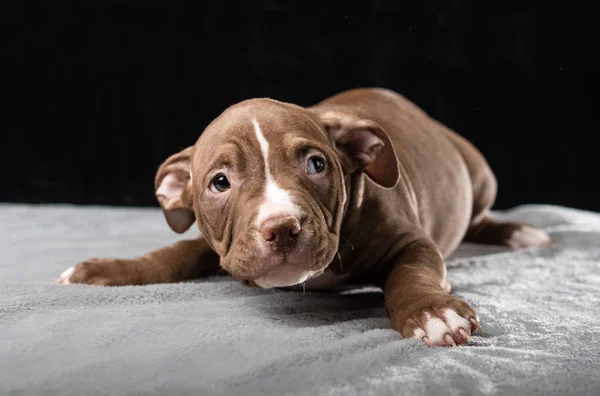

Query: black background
[3,3,598,211]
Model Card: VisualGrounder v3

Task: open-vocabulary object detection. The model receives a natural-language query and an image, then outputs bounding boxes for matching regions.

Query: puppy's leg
[56,238,221,286]
[465,216,551,248]
[446,130,551,248]
[384,235,480,347]
[461,148,551,248]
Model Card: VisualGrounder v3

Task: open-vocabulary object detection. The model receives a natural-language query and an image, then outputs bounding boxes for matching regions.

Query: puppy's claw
[470,318,482,332]
[458,327,470,341]
[444,334,457,347]
[422,336,432,347]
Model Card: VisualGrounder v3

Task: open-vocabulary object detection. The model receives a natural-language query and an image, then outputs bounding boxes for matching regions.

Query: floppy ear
[155,146,196,233]
[319,111,399,188]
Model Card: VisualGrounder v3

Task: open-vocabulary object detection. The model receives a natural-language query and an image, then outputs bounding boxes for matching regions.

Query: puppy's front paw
[56,258,131,286]
[392,294,480,347]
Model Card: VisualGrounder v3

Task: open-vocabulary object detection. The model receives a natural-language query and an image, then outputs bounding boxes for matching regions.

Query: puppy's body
[58,88,551,346]
[313,89,476,277]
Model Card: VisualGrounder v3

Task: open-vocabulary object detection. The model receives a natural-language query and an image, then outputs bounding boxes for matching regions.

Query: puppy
[57,88,551,346]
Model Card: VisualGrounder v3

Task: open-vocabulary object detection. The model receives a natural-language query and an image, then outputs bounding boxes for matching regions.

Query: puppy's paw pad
[505,225,551,249]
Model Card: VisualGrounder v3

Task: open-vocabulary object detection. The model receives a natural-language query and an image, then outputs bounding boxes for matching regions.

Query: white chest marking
[252,118,300,226]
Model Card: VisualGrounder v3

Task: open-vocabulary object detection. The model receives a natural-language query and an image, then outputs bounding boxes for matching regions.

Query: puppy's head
[155,99,398,288]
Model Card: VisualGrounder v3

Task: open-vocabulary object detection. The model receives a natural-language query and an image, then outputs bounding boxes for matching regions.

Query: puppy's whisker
[216,267,228,275]
[301,281,306,294]
[340,236,354,251]
[336,250,344,271]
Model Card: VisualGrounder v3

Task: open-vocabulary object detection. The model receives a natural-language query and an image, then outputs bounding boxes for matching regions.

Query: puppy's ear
[319,111,399,188]
[155,146,196,233]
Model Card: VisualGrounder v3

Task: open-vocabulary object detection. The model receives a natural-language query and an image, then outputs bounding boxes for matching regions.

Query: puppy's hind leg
[465,217,551,248]
[461,146,551,248]
[444,129,551,248]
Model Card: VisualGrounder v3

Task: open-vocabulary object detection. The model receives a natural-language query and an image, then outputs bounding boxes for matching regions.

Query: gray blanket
[1,203,599,395]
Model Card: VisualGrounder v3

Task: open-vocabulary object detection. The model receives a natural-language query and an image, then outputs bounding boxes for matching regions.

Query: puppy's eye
[210,174,230,193]
[307,156,326,174]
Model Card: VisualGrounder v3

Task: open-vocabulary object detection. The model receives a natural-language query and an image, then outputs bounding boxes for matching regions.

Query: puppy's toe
[56,266,75,284]
[505,225,551,249]
[438,308,476,344]
[417,310,472,346]
[421,313,456,346]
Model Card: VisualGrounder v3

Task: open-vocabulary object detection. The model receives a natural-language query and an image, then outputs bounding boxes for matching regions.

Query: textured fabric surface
[1,204,599,396]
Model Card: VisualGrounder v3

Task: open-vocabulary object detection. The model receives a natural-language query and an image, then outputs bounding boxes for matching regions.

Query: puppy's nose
[260,215,301,251]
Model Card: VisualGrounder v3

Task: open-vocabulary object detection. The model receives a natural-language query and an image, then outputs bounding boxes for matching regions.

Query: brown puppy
[57,88,551,347]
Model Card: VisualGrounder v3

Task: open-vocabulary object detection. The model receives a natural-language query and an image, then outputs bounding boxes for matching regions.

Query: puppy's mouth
[252,263,320,289]
[229,221,338,289]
